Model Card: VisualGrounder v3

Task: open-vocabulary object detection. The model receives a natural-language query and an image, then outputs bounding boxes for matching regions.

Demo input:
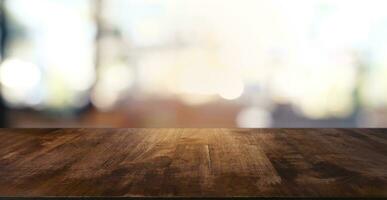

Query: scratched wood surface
[0,128,386,198]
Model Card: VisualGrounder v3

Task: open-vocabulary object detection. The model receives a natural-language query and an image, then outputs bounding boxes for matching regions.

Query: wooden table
[0,128,386,199]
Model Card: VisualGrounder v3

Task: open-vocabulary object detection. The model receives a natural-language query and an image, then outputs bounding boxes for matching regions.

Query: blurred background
[1,0,387,128]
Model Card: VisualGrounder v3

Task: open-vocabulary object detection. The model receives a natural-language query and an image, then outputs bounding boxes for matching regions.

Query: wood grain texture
[0,128,386,197]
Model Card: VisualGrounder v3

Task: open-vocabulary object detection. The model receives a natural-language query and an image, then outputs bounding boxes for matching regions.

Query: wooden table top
[0,128,386,198]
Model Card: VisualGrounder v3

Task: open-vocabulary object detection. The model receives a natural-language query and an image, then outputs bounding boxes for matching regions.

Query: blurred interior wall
[0,0,8,126]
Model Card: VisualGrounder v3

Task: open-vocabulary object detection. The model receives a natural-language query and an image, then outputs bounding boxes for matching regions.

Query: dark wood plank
[0,128,386,197]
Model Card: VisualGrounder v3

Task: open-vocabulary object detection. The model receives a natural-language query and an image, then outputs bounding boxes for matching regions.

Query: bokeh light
[0,59,41,106]
[1,0,387,127]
